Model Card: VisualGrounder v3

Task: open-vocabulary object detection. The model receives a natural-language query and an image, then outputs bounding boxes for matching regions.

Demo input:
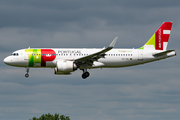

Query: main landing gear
[82,69,90,79]
[25,68,29,78]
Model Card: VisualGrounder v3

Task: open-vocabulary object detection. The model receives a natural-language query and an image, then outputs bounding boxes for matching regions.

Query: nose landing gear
[25,68,29,78]
[25,73,29,78]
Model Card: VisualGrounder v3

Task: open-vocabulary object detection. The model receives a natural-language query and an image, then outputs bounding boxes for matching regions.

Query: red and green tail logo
[140,22,173,50]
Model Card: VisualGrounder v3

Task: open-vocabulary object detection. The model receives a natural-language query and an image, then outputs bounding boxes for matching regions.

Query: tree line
[29,113,70,120]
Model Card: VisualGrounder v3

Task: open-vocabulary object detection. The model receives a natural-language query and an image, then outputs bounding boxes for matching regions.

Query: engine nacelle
[55,60,77,72]
[54,67,71,75]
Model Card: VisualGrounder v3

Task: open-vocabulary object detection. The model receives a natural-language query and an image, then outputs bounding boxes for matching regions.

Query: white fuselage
[3,48,176,68]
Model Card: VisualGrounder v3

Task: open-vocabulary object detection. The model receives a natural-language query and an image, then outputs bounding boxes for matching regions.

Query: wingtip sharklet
[109,36,118,48]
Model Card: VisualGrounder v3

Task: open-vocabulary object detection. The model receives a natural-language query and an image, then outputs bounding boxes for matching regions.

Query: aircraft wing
[74,37,118,67]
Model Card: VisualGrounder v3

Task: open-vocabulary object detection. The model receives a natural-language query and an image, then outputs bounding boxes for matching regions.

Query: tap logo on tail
[140,22,173,50]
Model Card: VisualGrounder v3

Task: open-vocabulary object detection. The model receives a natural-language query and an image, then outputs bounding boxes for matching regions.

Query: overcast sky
[0,0,180,120]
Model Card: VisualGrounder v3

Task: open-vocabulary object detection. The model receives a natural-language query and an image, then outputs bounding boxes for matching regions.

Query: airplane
[4,22,176,79]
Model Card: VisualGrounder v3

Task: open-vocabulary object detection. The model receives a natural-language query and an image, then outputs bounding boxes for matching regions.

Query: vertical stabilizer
[140,22,173,50]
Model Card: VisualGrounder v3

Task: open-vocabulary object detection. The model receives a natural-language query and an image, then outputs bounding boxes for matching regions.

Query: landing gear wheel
[25,73,29,78]
[82,72,90,79]
[25,67,29,78]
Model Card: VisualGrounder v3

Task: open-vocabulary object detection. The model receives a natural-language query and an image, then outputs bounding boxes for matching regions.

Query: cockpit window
[11,53,19,56]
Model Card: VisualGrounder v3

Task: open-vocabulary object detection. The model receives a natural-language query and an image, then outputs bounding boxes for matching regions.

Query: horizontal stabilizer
[153,50,175,57]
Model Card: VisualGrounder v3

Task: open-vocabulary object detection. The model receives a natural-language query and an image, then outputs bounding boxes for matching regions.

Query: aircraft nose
[4,57,12,65]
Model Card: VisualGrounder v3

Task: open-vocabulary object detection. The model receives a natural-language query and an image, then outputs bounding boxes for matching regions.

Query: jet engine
[54,61,77,75]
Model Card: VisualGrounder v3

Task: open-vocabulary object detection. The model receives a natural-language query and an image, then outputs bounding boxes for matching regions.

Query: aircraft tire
[25,73,29,78]
[82,72,90,79]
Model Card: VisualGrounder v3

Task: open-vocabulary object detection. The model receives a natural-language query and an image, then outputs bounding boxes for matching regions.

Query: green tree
[54,113,60,120]
[30,113,70,120]
[32,117,37,120]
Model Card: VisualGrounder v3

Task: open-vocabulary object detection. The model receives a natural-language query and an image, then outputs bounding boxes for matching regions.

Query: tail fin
[140,22,173,50]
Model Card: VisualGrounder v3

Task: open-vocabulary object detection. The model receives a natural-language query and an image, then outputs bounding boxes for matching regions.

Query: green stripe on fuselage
[25,49,41,67]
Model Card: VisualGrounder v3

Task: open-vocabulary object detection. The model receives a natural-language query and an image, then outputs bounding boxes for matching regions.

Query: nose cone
[4,56,12,65]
